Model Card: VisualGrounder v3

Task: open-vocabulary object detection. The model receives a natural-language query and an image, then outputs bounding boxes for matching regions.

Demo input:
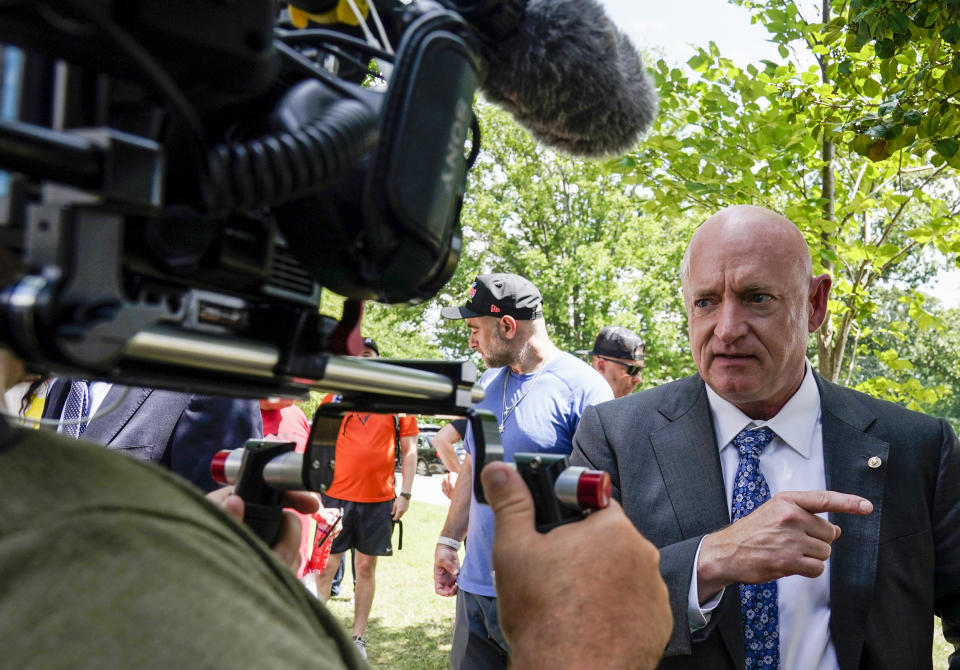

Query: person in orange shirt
[313,337,418,660]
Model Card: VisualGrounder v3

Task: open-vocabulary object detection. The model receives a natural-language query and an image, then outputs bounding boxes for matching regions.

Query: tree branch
[877,239,920,276]
[873,164,948,251]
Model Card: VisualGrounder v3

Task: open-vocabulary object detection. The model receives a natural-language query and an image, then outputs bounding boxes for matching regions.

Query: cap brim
[440,305,482,320]
[603,353,645,362]
[591,348,644,361]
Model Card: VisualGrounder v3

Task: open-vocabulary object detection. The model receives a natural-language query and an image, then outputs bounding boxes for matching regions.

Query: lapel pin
[867,456,882,469]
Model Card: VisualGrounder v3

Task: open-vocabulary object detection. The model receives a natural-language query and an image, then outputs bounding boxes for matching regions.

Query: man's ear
[808,273,832,332]
[499,315,518,338]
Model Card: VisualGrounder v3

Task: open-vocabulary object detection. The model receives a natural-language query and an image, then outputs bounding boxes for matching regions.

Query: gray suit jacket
[570,373,960,670]
[44,382,262,492]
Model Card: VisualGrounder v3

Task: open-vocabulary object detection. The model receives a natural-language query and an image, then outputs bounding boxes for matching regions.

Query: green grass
[321,502,956,669]
[936,618,952,670]
[324,501,456,670]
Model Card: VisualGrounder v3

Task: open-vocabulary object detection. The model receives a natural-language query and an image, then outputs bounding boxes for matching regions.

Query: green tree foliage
[893,304,960,429]
[746,0,960,165]
[844,286,959,424]
[612,0,960,411]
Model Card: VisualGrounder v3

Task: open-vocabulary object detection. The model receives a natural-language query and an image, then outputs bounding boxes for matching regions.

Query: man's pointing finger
[778,490,874,516]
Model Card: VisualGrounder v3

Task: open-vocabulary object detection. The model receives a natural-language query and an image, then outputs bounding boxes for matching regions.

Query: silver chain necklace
[499,363,547,433]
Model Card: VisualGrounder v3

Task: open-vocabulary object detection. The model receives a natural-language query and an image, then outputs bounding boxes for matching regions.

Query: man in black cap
[434,272,614,670]
[578,325,645,398]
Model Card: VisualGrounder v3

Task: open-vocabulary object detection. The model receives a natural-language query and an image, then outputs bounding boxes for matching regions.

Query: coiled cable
[202,93,378,215]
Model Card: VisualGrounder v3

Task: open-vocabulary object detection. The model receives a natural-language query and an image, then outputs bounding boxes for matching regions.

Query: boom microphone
[470,0,659,158]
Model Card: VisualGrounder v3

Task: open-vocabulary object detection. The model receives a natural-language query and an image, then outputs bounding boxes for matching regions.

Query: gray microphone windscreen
[480,0,659,158]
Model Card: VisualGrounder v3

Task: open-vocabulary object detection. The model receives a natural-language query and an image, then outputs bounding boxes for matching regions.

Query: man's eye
[747,294,772,304]
[694,298,712,308]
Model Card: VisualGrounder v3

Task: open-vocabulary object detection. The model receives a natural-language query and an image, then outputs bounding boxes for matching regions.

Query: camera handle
[514,453,612,532]
[215,407,612,542]
[469,409,612,533]
[230,440,298,545]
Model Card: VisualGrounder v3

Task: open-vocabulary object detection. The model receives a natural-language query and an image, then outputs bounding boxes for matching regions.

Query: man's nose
[713,300,748,343]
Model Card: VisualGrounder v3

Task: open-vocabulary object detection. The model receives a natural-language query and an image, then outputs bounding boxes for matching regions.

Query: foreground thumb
[481,462,536,537]
[222,493,245,525]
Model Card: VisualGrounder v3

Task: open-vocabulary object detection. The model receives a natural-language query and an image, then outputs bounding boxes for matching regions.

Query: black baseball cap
[440,273,543,320]
[361,337,379,355]
[577,326,644,362]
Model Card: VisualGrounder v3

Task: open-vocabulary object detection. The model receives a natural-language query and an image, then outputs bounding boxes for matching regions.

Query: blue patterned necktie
[731,426,779,670]
[61,379,90,438]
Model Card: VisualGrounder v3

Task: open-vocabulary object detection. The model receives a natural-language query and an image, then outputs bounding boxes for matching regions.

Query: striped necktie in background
[61,380,90,438]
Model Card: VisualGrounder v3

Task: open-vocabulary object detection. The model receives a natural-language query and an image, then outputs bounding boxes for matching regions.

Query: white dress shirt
[687,363,839,670]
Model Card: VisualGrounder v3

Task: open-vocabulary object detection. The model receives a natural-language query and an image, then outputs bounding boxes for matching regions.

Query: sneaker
[353,636,367,659]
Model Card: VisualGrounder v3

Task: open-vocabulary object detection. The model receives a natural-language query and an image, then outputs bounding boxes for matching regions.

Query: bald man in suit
[571,205,960,669]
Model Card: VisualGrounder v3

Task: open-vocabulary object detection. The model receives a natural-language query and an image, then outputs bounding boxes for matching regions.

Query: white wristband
[437,536,461,551]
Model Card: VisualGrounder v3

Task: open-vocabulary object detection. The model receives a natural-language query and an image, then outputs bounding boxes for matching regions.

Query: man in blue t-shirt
[434,273,613,670]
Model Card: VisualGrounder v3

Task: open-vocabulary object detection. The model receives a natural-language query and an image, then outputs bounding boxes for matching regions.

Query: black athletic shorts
[321,495,395,556]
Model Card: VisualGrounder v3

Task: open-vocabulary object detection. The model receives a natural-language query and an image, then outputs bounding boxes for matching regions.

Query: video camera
[0,0,641,538]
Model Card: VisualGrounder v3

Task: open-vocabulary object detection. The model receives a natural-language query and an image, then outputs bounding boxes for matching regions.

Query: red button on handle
[576,469,611,509]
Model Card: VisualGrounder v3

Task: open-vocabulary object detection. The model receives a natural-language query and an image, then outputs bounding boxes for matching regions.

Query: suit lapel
[82,386,152,445]
[41,379,69,424]
[649,376,745,668]
[817,376,887,670]
[650,376,729,536]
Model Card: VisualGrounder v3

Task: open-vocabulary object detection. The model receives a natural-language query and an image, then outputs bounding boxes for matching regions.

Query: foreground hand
[482,462,671,670]
[434,544,460,597]
[698,489,873,601]
[206,485,245,522]
[207,486,321,573]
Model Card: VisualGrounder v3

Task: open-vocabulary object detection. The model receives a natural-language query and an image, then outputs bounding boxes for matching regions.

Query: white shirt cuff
[687,536,724,632]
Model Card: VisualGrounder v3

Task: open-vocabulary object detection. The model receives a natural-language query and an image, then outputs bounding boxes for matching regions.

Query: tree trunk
[816,0,841,382]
